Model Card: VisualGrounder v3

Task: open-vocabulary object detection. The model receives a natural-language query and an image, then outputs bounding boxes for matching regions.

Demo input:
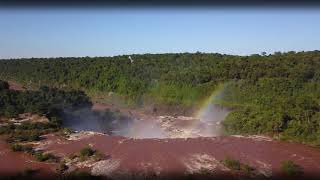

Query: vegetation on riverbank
[0,80,93,144]
[281,160,303,177]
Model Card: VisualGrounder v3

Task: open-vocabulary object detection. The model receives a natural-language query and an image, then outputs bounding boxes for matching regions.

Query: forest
[0,80,91,119]
[1,50,320,145]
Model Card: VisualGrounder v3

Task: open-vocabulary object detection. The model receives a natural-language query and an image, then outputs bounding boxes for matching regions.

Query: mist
[61,86,230,138]
[195,104,231,137]
[112,118,167,139]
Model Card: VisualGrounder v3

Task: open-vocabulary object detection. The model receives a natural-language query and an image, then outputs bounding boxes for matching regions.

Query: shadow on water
[61,107,133,134]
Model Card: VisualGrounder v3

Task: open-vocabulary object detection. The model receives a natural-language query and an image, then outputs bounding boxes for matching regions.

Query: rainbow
[193,83,225,119]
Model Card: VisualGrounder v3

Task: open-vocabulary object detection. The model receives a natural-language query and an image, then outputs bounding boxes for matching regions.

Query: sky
[0,8,319,59]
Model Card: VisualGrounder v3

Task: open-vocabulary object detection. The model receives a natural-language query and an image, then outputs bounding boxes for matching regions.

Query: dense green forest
[0,80,91,119]
[1,51,320,145]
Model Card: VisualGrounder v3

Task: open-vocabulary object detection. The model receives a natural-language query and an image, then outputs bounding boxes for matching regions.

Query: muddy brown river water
[2,82,320,179]
[33,132,320,179]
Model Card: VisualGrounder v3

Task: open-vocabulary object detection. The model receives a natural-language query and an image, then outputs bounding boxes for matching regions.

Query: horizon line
[1,50,319,60]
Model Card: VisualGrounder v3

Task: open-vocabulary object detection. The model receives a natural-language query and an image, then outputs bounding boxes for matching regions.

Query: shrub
[34,152,58,162]
[10,143,33,153]
[281,160,303,176]
[28,132,42,141]
[10,144,23,152]
[0,122,60,144]
[221,157,255,176]
[9,131,41,142]
[80,147,95,157]
[223,157,241,171]
[0,123,15,135]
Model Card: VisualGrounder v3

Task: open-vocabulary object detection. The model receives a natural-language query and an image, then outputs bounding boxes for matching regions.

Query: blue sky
[0,9,319,59]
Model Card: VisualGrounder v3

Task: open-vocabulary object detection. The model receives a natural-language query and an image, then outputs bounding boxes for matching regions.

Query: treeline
[1,51,320,145]
[1,51,319,105]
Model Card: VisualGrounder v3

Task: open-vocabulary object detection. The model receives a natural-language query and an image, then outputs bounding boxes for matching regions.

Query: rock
[91,159,121,176]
